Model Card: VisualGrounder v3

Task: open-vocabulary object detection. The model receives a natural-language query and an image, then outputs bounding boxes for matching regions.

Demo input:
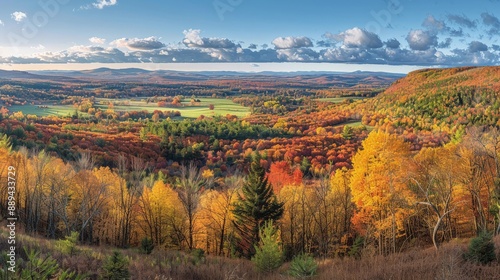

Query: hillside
[361,66,500,130]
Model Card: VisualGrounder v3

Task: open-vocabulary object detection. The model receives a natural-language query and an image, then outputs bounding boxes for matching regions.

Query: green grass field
[9,98,250,119]
[9,105,78,117]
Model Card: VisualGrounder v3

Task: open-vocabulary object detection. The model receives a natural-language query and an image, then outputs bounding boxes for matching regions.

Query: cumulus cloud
[93,0,117,9]
[271,36,313,49]
[2,26,500,66]
[276,48,318,61]
[111,37,165,50]
[481,13,500,35]
[385,38,401,49]
[183,29,237,49]
[438,38,452,48]
[18,45,133,63]
[447,14,477,29]
[468,41,488,53]
[2,42,499,66]
[11,12,27,23]
[406,30,438,51]
[89,37,106,44]
[423,15,447,32]
[0,20,4,26]
[450,48,499,65]
[333,28,383,49]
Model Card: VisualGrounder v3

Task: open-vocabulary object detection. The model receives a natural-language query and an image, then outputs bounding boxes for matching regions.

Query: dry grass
[3,229,500,280]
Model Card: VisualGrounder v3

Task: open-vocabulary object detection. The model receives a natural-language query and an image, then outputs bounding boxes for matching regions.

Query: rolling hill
[361,66,500,129]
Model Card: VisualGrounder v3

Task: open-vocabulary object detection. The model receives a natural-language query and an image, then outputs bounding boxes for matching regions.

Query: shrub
[348,236,364,259]
[464,231,496,264]
[140,237,154,255]
[191,248,206,265]
[251,221,283,273]
[288,254,318,278]
[56,231,80,256]
[19,248,86,280]
[101,251,130,280]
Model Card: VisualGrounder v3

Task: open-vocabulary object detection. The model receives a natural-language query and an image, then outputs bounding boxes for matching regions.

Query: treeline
[1,126,499,260]
[143,116,290,140]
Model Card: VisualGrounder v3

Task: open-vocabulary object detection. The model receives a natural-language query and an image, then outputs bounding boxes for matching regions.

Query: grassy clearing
[9,104,77,117]
[96,97,250,118]
[333,120,374,131]
[8,98,250,119]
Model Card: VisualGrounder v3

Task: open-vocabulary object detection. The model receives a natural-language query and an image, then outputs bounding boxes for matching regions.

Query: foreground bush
[288,253,318,278]
[2,248,86,280]
[56,231,80,256]
[464,231,496,264]
[140,237,154,255]
[101,251,130,280]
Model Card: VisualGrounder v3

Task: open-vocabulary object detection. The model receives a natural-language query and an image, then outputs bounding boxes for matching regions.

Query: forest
[1,67,500,279]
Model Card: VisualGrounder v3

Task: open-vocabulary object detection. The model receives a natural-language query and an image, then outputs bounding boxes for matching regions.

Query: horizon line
[0,62,431,74]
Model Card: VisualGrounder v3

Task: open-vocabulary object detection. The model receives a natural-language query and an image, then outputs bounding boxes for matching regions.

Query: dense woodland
[1,67,500,279]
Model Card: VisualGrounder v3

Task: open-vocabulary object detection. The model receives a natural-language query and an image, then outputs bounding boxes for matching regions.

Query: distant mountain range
[0,69,83,83]
[0,68,405,89]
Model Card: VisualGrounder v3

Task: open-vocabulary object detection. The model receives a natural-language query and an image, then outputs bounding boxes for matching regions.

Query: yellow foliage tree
[350,131,415,255]
[138,180,184,248]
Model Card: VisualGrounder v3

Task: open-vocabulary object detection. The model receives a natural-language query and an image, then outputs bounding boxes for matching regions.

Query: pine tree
[0,133,12,151]
[252,221,284,273]
[101,251,130,280]
[232,152,284,258]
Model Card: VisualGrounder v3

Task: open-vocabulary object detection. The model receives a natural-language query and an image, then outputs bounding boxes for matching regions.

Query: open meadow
[9,97,250,119]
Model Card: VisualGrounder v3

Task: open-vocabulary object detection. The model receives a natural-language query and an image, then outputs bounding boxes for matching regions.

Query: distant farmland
[9,98,251,119]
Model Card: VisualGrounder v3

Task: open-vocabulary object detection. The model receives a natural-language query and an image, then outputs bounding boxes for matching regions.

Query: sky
[0,0,499,72]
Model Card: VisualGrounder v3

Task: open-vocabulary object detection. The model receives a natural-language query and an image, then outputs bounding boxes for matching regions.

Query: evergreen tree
[300,157,311,175]
[101,251,130,280]
[232,152,284,258]
[0,133,12,151]
[341,125,353,140]
[464,231,496,264]
[252,221,284,273]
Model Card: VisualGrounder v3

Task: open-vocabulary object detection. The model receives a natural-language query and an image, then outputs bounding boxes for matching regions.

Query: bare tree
[115,154,147,247]
[413,178,454,250]
[175,163,208,250]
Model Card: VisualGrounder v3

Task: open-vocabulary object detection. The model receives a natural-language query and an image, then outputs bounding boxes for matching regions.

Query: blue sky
[0,0,499,72]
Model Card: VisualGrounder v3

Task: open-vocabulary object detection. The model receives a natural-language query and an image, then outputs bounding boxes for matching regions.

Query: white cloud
[276,48,318,61]
[183,29,237,49]
[2,26,500,66]
[89,37,106,44]
[11,12,27,23]
[332,28,383,49]
[93,0,117,9]
[111,37,165,50]
[0,20,4,26]
[406,30,438,51]
[31,44,46,51]
[271,36,313,49]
